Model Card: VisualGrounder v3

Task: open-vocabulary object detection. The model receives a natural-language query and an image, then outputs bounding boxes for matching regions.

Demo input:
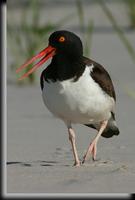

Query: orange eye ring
[59,36,65,42]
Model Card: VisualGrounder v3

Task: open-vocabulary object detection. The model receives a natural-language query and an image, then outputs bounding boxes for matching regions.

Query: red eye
[59,36,65,42]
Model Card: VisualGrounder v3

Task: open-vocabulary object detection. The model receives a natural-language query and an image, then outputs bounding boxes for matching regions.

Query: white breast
[42,66,115,124]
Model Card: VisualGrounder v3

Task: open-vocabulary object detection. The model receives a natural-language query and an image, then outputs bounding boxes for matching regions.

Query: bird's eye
[59,36,65,42]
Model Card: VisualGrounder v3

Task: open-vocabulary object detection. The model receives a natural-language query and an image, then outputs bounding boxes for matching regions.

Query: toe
[73,160,81,167]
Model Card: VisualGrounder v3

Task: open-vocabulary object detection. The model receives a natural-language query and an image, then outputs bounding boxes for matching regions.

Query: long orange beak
[16,45,56,80]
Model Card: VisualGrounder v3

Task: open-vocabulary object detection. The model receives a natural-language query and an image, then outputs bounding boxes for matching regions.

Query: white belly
[42,66,114,124]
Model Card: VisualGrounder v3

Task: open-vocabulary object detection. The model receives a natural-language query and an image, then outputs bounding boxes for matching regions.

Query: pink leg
[82,120,108,163]
[68,127,80,166]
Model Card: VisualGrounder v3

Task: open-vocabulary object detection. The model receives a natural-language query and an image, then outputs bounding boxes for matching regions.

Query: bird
[16,30,120,166]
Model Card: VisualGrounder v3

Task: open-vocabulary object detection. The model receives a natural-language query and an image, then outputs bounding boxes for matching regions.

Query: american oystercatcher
[16,30,120,166]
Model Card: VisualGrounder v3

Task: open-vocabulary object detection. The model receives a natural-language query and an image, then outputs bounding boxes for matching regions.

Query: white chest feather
[42,66,114,124]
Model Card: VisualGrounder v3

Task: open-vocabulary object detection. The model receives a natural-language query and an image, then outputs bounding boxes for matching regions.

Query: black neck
[40,55,86,86]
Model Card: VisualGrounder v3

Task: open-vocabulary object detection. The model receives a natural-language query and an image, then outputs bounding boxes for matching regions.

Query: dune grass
[97,0,135,64]
[7,0,74,84]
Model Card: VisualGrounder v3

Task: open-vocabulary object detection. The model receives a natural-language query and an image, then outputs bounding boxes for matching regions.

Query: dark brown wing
[83,57,116,101]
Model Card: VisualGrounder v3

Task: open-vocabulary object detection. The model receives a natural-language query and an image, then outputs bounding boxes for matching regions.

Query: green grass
[125,0,135,29]
[97,0,135,64]
[76,0,94,57]
[7,0,74,84]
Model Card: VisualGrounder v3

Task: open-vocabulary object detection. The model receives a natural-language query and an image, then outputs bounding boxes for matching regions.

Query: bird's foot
[82,140,97,164]
[73,160,81,167]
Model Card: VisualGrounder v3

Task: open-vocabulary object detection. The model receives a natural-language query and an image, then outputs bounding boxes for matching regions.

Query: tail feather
[85,112,120,138]
[101,124,120,138]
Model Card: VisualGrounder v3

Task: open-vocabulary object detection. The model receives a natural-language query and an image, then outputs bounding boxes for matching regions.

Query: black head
[49,30,83,60]
[16,30,84,81]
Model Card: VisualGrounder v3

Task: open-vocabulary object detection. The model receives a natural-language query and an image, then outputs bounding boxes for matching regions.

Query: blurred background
[7,0,135,193]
